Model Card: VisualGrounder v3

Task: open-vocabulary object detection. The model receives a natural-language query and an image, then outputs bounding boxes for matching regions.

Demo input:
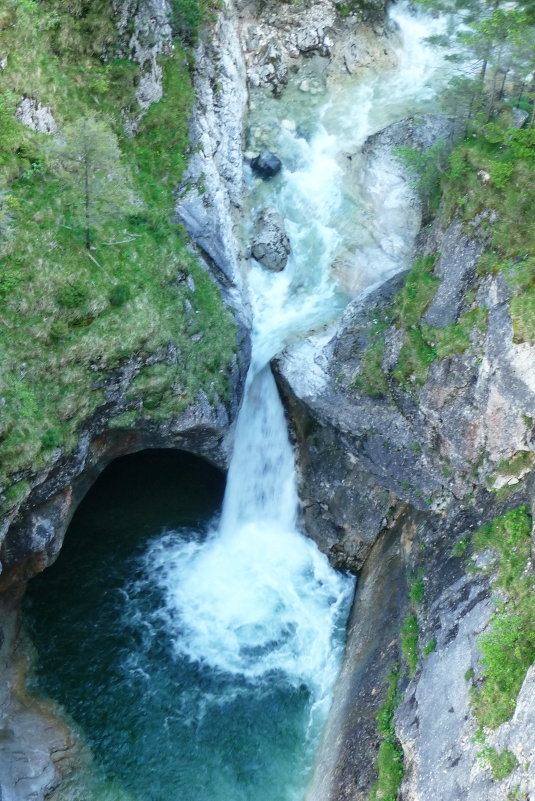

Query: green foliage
[408,572,425,605]
[393,327,437,387]
[41,428,61,450]
[370,670,404,801]
[468,508,535,729]
[171,0,205,44]
[1,479,30,512]
[503,258,535,345]
[49,117,135,249]
[391,256,439,328]
[352,336,388,398]
[354,253,487,395]
[494,450,535,479]
[422,307,488,359]
[0,1,237,490]
[478,746,518,780]
[452,534,470,557]
[394,137,451,214]
[109,283,131,307]
[401,615,419,676]
[423,637,436,657]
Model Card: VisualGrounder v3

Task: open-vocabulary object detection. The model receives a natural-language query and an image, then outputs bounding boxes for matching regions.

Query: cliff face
[2,1,533,800]
[0,2,249,798]
[276,117,535,801]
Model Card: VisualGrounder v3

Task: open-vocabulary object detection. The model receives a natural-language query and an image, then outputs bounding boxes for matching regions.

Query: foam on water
[139,3,456,790]
[31,8,456,801]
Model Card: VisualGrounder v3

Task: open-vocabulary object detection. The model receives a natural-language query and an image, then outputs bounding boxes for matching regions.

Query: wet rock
[239,0,393,95]
[250,150,283,179]
[251,207,290,272]
[361,113,458,154]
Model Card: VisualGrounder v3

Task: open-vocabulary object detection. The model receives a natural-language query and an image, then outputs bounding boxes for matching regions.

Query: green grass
[393,327,437,387]
[0,0,237,504]
[468,508,535,729]
[358,120,534,396]
[391,256,439,328]
[493,451,535,479]
[401,615,419,677]
[408,572,425,605]
[452,534,471,557]
[370,670,404,801]
[478,747,518,781]
[352,337,388,398]
[354,256,487,395]
[443,125,535,344]
[423,637,436,657]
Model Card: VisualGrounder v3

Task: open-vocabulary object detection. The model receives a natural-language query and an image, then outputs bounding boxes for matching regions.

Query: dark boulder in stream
[250,150,283,179]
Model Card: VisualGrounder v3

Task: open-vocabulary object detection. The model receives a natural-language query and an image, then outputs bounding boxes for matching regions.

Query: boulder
[250,207,291,272]
[250,150,282,179]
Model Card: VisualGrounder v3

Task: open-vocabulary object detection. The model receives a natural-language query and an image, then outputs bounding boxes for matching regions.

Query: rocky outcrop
[277,146,535,570]
[250,150,283,179]
[0,341,248,592]
[14,99,57,135]
[251,206,291,271]
[238,0,393,95]
[0,601,81,801]
[175,0,248,289]
[113,0,174,132]
[307,483,535,801]
[276,112,535,801]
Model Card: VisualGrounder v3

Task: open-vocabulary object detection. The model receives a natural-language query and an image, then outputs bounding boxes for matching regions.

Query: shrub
[478,747,518,781]
[370,670,404,801]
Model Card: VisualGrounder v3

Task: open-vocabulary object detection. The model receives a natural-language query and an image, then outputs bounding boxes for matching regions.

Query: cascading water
[25,6,454,801]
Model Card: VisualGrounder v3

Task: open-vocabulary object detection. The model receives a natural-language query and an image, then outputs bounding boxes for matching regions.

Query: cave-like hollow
[22,447,343,801]
[23,448,229,800]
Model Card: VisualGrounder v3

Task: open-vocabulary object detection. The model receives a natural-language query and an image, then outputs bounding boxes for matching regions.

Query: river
[25,5,450,800]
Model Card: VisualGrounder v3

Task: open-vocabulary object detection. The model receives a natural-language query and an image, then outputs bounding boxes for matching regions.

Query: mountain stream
[25,6,450,800]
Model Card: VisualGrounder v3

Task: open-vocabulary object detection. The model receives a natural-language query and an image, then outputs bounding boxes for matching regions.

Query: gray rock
[112,0,173,132]
[423,219,483,327]
[175,6,248,290]
[512,107,529,129]
[14,99,57,135]
[250,150,283,179]
[362,114,457,154]
[251,207,290,272]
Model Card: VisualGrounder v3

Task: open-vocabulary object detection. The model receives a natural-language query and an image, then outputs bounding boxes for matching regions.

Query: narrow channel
[25,6,450,800]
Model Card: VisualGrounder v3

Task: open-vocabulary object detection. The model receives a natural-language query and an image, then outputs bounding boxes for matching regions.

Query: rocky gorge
[0,0,534,800]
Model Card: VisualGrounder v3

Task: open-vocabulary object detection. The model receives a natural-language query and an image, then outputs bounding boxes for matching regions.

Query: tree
[50,117,134,249]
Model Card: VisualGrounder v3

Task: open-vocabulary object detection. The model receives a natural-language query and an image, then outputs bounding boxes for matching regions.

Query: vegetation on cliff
[354,0,534,400]
[0,0,236,512]
[452,506,535,780]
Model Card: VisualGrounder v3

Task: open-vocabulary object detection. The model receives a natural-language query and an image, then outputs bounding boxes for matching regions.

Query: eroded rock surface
[251,207,290,271]
[15,99,57,135]
[238,0,393,95]
[175,1,248,289]
[277,213,535,571]
[113,0,174,132]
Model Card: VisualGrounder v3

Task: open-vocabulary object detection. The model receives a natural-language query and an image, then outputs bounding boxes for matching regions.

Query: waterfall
[137,1,451,795]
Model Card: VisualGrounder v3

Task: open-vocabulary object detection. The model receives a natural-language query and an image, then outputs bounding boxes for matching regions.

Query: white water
[146,4,452,797]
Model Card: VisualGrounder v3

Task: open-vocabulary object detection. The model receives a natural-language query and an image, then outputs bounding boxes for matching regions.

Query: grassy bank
[0,0,236,507]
